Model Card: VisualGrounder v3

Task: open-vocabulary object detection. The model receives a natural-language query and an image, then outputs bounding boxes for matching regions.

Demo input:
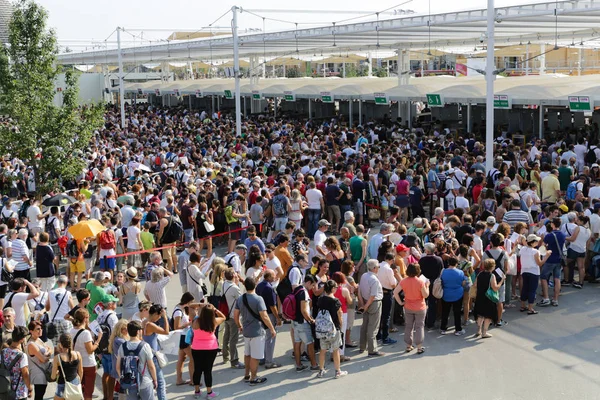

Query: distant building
[0,0,12,44]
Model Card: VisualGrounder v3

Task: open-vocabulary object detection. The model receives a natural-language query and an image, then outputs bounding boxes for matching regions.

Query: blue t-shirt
[543,230,566,264]
[409,185,423,207]
[441,268,466,302]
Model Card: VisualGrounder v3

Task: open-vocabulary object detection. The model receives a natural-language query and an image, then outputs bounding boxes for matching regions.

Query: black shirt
[35,244,55,278]
[317,295,342,330]
[419,254,444,282]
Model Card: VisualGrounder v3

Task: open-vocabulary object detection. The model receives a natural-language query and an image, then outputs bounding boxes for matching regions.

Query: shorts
[55,377,81,398]
[0,284,6,298]
[540,262,562,281]
[162,244,176,261]
[101,354,112,375]
[567,248,585,259]
[498,283,506,303]
[395,195,410,208]
[319,329,342,351]
[100,257,116,270]
[228,222,242,241]
[353,201,364,216]
[184,228,194,244]
[244,334,265,359]
[273,217,288,231]
[292,321,314,344]
[179,334,190,350]
[70,259,86,273]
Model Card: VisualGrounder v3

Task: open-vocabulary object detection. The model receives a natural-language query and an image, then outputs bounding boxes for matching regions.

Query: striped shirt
[143,276,170,308]
[502,209,532,230]
[11,239,30,271]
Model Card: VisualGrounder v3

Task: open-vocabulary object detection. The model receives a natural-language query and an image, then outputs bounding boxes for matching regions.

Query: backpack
[566,181,578,201]
[115,165,125,179]
[224,205,238,225]
[217,286,233,320]
[275,264,298,302]
[67,239,79,259]
[119,342,146,390]
[161,215,183,244]
[0,349,22,400]
[485,250,505,273]
[272,195,287,217]
[314,309,336,339]
[44,217,59,244]
[282,286,303,321]
[17,202,29,220]
[97,312,114,354]
[0,209,13,225]
[99,229,116,250]
[585,146,597,165]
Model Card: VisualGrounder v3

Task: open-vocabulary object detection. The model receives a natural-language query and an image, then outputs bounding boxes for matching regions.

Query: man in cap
[224,244,247,280]
[97,295,119,399]
[86,271,119,322]
[313,219,330,258]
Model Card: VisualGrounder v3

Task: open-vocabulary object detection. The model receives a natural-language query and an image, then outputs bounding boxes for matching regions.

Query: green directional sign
[374,92,388,105]
[173,88,180,96]
[252,90,261,100]
[284,91,295,102]
[569,95,592,112]
[426,93,444,107]
[224,90,233,99]
[493,94,511,109]
[321,91,334,103]
[195,90,202,98]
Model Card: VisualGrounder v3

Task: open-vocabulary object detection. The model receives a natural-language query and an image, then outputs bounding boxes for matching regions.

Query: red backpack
[282,286,304,321]
[99,229,116,250]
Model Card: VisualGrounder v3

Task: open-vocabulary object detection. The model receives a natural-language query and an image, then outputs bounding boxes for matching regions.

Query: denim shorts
[540,262,562,281]
[100,257,116,270]
[292,321,314,344]
[55,377,81,398]
[273,217,288,231]
[101,354,112,375]
[498,283,506,303]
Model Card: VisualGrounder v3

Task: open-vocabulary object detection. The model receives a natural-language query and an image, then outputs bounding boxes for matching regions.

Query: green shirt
[558,166,573,191]
[349,235,365,263]
[85,280,113,322]
[80,189,92,199]
[140,231,154,250]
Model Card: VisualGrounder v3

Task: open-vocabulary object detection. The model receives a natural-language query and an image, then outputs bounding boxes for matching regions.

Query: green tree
[0,0,103,195]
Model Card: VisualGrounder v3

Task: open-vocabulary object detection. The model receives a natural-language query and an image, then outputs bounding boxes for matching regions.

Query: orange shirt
[399,277,427,311]
[273,246,293,274]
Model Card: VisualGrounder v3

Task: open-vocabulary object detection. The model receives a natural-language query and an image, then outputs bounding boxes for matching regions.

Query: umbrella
[68,219,106,240]
[42,193,77,207]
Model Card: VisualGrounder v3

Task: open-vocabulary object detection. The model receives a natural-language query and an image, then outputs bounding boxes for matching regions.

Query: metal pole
[539,43,546,75]
[539,104,544,139]
[117,27,126,128]
[243,96,247,117]
[232,6,242,137]
[407,101,411,128]
[308,98,312,118]
[368,52,373,77]
[578,48,582,76]
[485,0,495,172]
[420,52,424,77]
[349,100,353,127]
[525,43,529,76]
[359,99,362,125]
[343,63,346,78]
[274,97,277,119]
[467,103,472,133]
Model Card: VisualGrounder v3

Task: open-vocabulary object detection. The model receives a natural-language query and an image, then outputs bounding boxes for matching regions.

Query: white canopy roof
[126,74,600,106]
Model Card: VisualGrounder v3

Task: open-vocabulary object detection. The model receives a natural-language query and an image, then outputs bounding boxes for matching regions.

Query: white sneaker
[335,370,348,379]
[454,329,466,336]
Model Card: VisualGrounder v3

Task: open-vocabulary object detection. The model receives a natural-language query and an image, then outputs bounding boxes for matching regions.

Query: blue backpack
[119,342,146,390]
[566,181,578,201]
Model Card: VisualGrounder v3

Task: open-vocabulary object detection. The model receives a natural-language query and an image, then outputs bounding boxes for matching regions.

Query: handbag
[184,325,194,345]
[58,356,83,400]
[469,276,478,299]
[154,350,168,368]
[485,277,500,303]
[203,220,215,233]
[432,272,443,299]
[367,208,380,221]
[0,258,13,286]
[32,358,56,383]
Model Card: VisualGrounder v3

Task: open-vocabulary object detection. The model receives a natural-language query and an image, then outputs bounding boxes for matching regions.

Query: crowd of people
[0,104,599,399]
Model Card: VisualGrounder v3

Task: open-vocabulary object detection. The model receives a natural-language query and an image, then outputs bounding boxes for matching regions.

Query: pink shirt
[396,180,409,195]
[399,277,427,311]
[191,329,218,350]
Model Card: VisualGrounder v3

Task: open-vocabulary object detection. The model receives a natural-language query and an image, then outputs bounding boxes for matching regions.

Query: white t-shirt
[245,266,262,283]
[48,288,73,320]
[313,230,327,253]
[589,186,600,201]
[455,196,470,211]
[289,265,303,287]
[590,214,600,237]
[571,226,591,253]
[5,292,30,327]
[172,305,189,336]
[27,205,44,230]
[126,226,141,250]
[265,257,282,287]
[70,328,96,367]
[519,246,540,275]
[306,189,323,210]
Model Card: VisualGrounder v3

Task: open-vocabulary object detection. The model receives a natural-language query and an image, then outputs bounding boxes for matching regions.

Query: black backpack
[585,146,597,165]
[0,349,22,400]
[17,202,29,220]
[45,217,59,244]
[276,264,299,302]
[67,239,79,258]
[97,312,114,355]
[161,215,183,244]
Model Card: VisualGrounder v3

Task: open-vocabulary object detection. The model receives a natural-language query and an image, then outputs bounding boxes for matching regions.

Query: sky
[33,0,551,52]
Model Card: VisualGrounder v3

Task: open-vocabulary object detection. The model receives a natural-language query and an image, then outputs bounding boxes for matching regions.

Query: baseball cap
[105,295,119,304]
[235,244,248,251]
[559,204,569,213]
[526,234,541,243]
[486,216,496,225]
[318,219,331,227]
[395,244,409,253]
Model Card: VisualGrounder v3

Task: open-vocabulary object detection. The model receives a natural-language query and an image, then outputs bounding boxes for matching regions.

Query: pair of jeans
[521,272,539,304]
[425,295,437,329]
[153,357,167,400]
[377,291,392,340]
[440,298,463,332]
[306,209,321,240]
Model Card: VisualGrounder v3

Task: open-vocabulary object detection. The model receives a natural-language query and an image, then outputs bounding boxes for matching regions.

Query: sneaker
[561,280,571,286]
[317,369,327,378]
[295,365,308,372]
[537,299,551,307]
[249,377,267,386]
[551,300,559,307]
[440,330,449,335]
[573,282,583,289]
[230,362,245,369]
[496,320,508,327]
[335,370,348,379]
[194,391,202,399]
[309,365,320,371]
[454,329,466,336]
[382,338,397,345]
[206,391,219,399]
[265,363,282,369]
[300,352,309,362]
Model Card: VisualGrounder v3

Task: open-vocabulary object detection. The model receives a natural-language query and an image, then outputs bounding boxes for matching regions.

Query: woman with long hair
[565,214,592,289]
[340,260,359,347]
[332,272,352,362]
[142,305,169,400]
[69,308,101,400]
[316,280,347,379]
[174,292,196,386]
[118,267,141,320]
[191,303,226,398]
[288,189,307,229]
[325,237,345,276]
[196,202,214,258]
[51,333,83,400]
[474,259,505,338]
[519,234,552,314]
[27,321,53,400]
[108,319,129,400]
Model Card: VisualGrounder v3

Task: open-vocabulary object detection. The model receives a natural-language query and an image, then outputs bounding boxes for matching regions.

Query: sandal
[417,348,425,354]
[519,307,527,312]
[405,346,415,352]
[389,327,399,333]
[527,310,539,315]
[176,380,191,386]
[249,377,267,386]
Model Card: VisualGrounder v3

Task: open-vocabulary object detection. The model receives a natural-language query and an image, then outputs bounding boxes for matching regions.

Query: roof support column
[525,43,529,76]
[539,43,546,75]
[117,27,125,129]
[578,48,582,76]
[397,49,409,85]
[539,105,544,139]
[343,62,346,78]
[308,98,312,119]
[232,6,242,137]
[359,99,362,125]
[485,0,495,173]
[349,100,353,127]
[368,52,373,77]
[467,103,472,133]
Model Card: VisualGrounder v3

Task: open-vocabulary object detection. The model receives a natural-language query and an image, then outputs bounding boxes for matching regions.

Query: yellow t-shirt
[541,174,560,203]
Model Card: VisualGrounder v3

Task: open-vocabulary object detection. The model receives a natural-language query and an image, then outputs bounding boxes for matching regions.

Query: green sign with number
[224,90,233,99]
[321,92,334,103]
[374,92,388,105]
[284,91,295,102]
[426,93,443,107]
[493,94,511,109]
[569,96,592,112]
[252,90,261,100]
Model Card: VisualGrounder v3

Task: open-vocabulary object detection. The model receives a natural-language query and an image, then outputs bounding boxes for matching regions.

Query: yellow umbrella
[68,219,106,240]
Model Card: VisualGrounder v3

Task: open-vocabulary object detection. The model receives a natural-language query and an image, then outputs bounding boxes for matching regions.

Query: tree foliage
[0,0,103,195]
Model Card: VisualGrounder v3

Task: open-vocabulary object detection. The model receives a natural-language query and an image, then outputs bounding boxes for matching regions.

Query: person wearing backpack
[0,326,31,400]
[69,308,103,400]
[315,280,347,379]
[141,305,169,400]
[156,207,181,273]
[287,275,319,372]
[96,301,118,400]
[50,332,83,400]
[233,277,277,387]
[482,233,510,328]
[221,269,244,370]
[116,321,157,400]
[96,217,117,283]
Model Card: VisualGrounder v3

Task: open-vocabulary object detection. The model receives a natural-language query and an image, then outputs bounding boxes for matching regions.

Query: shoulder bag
[485,276,500,303]
[432,270,444,299]
[58,355,83,400]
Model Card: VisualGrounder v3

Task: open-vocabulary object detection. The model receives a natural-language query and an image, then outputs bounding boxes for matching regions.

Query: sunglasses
[265,250,272,253]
